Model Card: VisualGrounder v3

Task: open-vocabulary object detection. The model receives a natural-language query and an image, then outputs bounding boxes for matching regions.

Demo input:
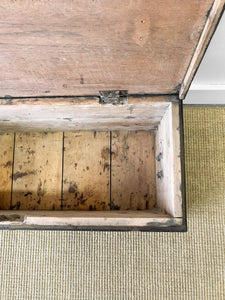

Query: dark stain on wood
[206,2,214,18]
[4,95,12,103]
[156,170,164,179]
[27,149,35,155]
[110,150,117,160]
[103,162,110,172]
[89,205,96,211]
[111,201,120,210]
[69,187,76,193]
[37,180,46,202]
[75,193,87,205]
[68,182,78,194]
[80,75,84,85]
[67,182,92,208]
[24,192,32,197]
[173,83,181,93]
[156,152,163,162]
[129,192,134,207]
[3,160,12,168]
[101,147,110,160]
[144,193,150,209]
[0,214,22,222]
[13,171,28,181]
[16,201,21,210]
[13,171,36,181]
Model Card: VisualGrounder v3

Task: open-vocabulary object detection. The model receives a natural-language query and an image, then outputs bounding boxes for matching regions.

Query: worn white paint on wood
[23,216,182,227]
[0,101,169,132]
[0,95,173,106]
[155,104,174,216]
[0,209,169,219]
[172,104,183,217]
[0,210,183,228]
[0,95,184,228]
[154,102,182,217]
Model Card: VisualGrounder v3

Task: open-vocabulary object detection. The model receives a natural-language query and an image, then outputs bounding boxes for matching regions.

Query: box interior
[0,98,183,226]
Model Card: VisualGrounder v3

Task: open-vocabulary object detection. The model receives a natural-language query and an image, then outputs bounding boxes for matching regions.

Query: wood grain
[0,100,170,132]
[0,211,184,230]
[154,102,182,217]
[172,103,182,217]
[0,0,214,97]
[0,133,14,209]
[0,95,173,105]
[63,131,110,210]
[111,131,156,210]
[155,105,174,216]
[12,133,63,210]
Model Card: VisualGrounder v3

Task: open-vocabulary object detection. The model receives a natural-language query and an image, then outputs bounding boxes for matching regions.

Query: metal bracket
[99,90,128,105]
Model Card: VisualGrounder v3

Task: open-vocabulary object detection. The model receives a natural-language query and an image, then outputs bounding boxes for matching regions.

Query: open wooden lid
[0,0,224,99]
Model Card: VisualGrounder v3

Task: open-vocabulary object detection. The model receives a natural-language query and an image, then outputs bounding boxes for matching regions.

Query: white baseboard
[184,85,225,104]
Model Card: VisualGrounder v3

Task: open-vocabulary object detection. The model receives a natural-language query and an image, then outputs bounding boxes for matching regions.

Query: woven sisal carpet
[0,106,224,300]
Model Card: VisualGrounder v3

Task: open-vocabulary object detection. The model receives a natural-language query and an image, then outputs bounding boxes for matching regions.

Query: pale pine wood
[111,131,156,210]
[0,211,183,229]
[0,98,170,133]
[63,131,110,210]
[0,98,185,230]
[0,210,166,219]
[172,103,183,217]
[180,0,225,99]
[154,102,182,217]
[155,105,174,216]
[0,95,172,105]
[12,133,63,210]
[0,0,214,97]
[24,216,182,228]
[0,133,14,209]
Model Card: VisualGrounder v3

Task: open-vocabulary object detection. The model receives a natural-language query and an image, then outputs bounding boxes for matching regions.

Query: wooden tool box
[0,0,224,231]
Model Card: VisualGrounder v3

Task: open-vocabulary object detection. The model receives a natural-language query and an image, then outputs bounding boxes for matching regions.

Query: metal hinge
[99,90,128,104]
